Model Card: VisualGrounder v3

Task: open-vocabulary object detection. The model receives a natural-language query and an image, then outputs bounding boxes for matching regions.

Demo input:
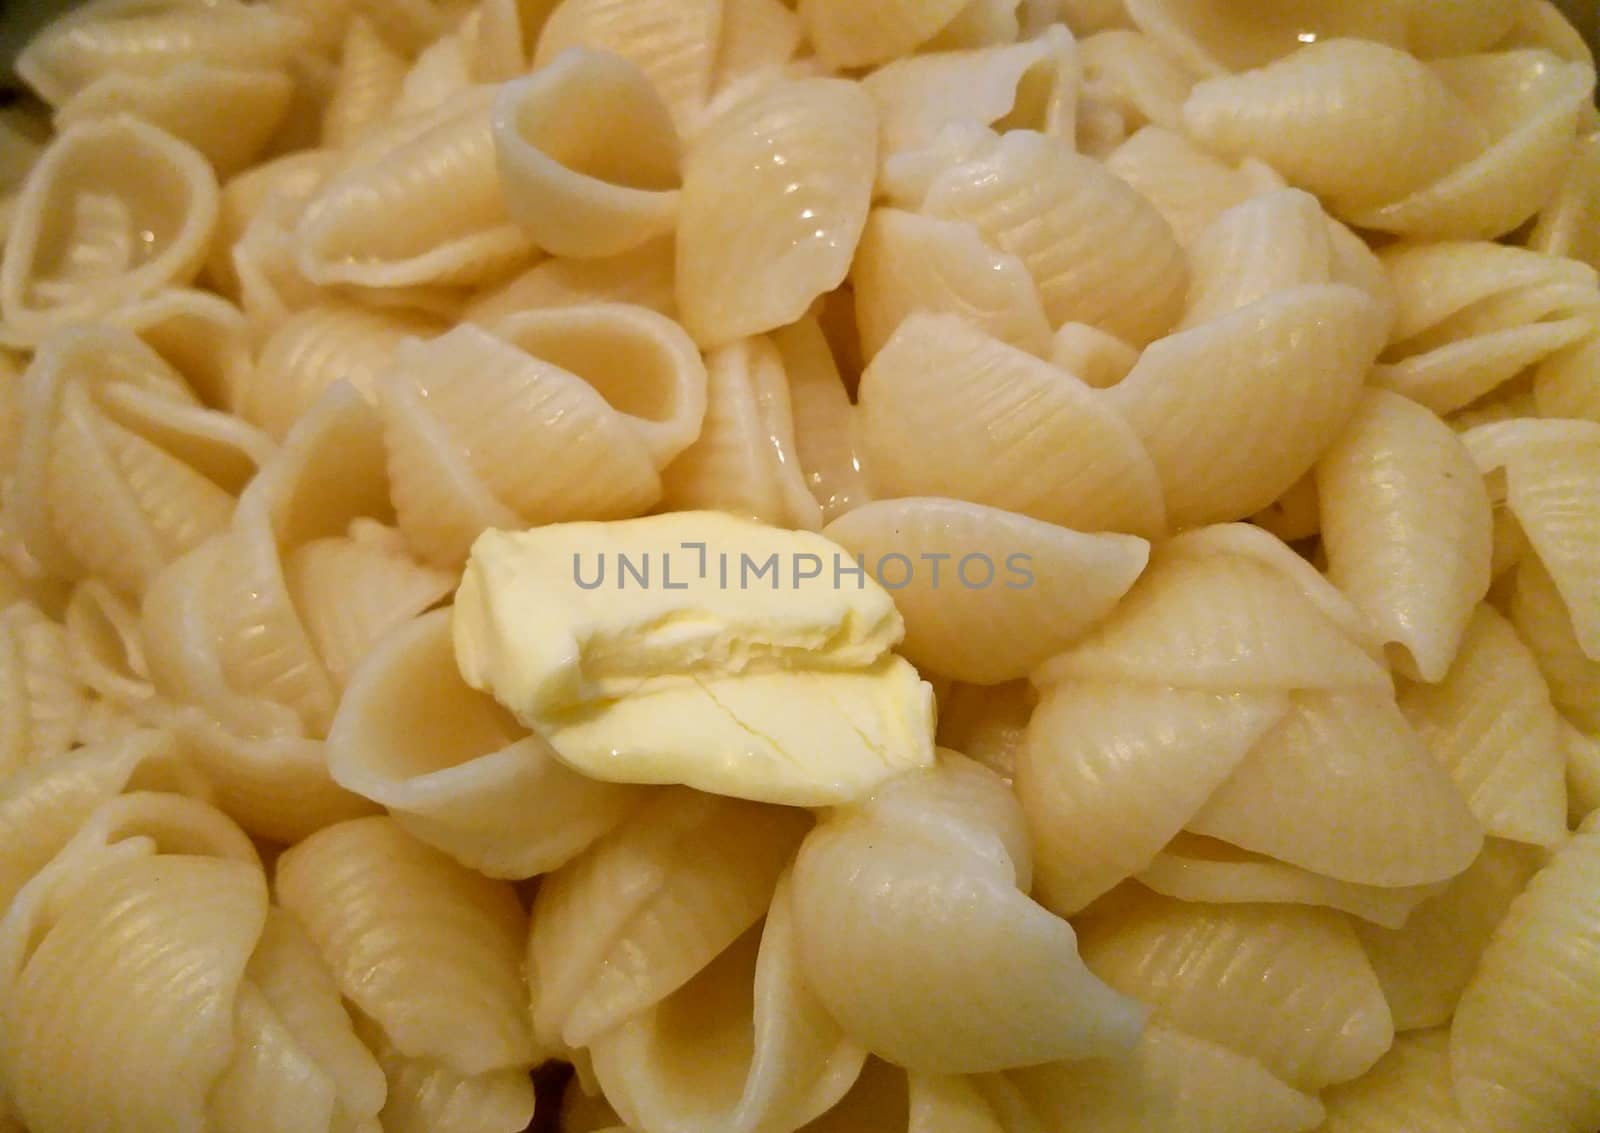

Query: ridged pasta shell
[327,608,640,879]
[464,237,675,323]
[856,313,1166,537]
[322,17,409,149]
[1352,837,1545,1032]
[1317,1028,1462,1133]
[771,315,870,523]
[1535,330,1600,425]
[1530,130,1600,269]
[1565,720,1600,825]
[1178,188,1336,329]
[1103,125,1274,248]
[1076,28,1196,149]
[1317,389,1493,682]
[62,578,150,707]
[851,208,1052,361]
[1048,322,1138,388]
[934,679,1033,783]
[296,87,534,289]
[357,1012,536,1133]
[1449,811,1600,1133]
[792,754,1146,1073]
[493,48,681,259]
[0,602,86,778]
[1125,0,1409,75]
[676,78,877,347]
[1103,283,1387,530]
[796,0,970,68]
[1010,1023,1326,1133]
[102,288,253,414]
[1076,890,1392,1091]
[824,497,1148,683]
[0,116,218,345]
[1017,681,1289,915]
[275,815,536,1077]
[530,789,811,1050]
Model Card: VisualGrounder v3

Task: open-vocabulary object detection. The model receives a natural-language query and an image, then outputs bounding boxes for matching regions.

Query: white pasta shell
[102,287,253,415]
[1399,605,1568,847]
[1048,322,1138,388]
[0,602,86,778]
[296,87,534,289]
[493,48,680,260]
[62,578,150,707]
[796,0,970,68]
[1125,0,1410,76]
[1317,389,1493,682]
[856,313,1166,538]
[851,208,1052,361]
[1449,811,1600,1133]
[1010,1023,1326,1133]
[1511,557,1600,733]
[934,679,1034,783]
[676,77,876,347]
[327,608,640,879]
[1535,329,1600,425]
[1103,126,1269,248]
[529,789,811,1049]
[1103,283,1388,530]
[1178,188,1335,330]
[771,315,870,523]
[1017,681,1289,915]
[1529,130,1600,270]
[322,16,410,149]
[792,754,1146,1073]
[0,116,218,346]
[465,237,676,323]
[1076,891,1392,1091]
[275,815,535,1077]
[824,497,1148,683]
[1318,1028,1463,1133]
[357,1012,536,1133]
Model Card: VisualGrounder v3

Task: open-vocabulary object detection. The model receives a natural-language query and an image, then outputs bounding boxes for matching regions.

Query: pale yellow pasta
[1074,28,1195,155]
[0,117,218,345]
[1353,837,1545,1033]
[1534,329,1600,424]
[1076,890,1392,1091]
[205,147,333,302]
[327,607,639,878]
[102,287,254,414]
[1176,188,1337,329]
[323,17,411,149]
[1009,1023,1325,1133]
[676,78,877,347]
[0,602,85,778]
[529,789,812,1051]
[1398,604,1569,847]
[796,0,973,68]
[934,680,1034,783]
[1449,811,1600,1132]
[276,814,536,1077]
[792,753,1146,1073]
[353,0,469,55]
[395,27,478,117]
[1565,719,1600,824]
[295,87,534,289]
[493,48,681,259]
[1123,0,1411,75]
[62,579,150,709]
[357,1013,536,1133]
[1102,125,1279,246]
[851,208,1053,360]
[1316,388,1494,682]
[660,334,821,529]
[824,497,1148,683]
[1511,556,1600,737]
[707,0,803,101]
[463,237,674,323]
[1048,321,1137,387]
[770,315,870,523]
[1531,130,1600,268]
[0,110,48,196]
[855,313,1166,537]
[1317,1028,1464,1133]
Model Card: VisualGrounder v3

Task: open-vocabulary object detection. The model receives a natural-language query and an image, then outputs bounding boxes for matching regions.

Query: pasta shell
[796,0,971,68]
[1512,557,1600,733]
[676,77,877,347]
[855,313,1166,537]
[394,28,477,118]
[660,334,820,529]
[851,208,1052,361]
[327,608,640,879]
[1010,1023,1326,1133]
[1449,811,1600,1133]
[1017,681,1289,915]
[708,0,802,99]
[1076,28,1196,149]
[493,48,681,259]
[530,789,810,1050]
[352,0,464,55]
[1317,1028,1463,1133]
[322,17,410,149]
[1103,125,1274,248]
[1535,330,1600,425]
[0,602,86,778]
[1049,322,1138,388]
[296,87,534,289]
[102,287,253,414]
[357,1012,536,1133]
[464,237,676,323]
[771,315,870,523]
[275,815,536,1077]
[62,578,150,707]
[934,679,1034,783]
[1103,283,1387,530]
[1076,890,1392,1091]
[1317,389,1493,682]
[1529,130,1600,269]
[824,498,1148,683]
[1564,720,1600,825]
[792,754,1146,1073]
[0,116,218,345]
[1178,188,1334,329]
[1124,0,1409,76]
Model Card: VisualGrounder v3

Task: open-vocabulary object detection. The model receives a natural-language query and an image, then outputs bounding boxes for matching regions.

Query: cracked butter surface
[452,512,936,805]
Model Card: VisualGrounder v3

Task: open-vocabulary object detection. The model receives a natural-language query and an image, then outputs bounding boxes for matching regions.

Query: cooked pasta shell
[1511,557,1600,733]
[934,679,1034,783]
[856,313,1165,537]
[276,815,535,1077]
[851,208,1052,361]
[1382,240,1597,346]
[1317,389,1493,682]
[1137,834,1445,930]
[296,87,534,289]
[1010,1023,1326,1133]
[1102,125,1273,248]
[910,128,1186,346]
[1564,720,1600,825]
[394,28,476,118]
[357,1012,536,1133]
[1178,188,1335,329]
[464,237,675,323]
[376,322,662,567]
[1124,0,1409,75]
[1076,890,1391,1091]
[1049,322,1138,388]
[677,78,876,347]
[587,875,867,1133]
[1249,471,1320,543]
[792,754,1146,1073]
[62,578,150,707]
[824,498,1148,683]
[0,116,218,345]
[530,789,810,1050]
[474,0,559,81]
[660,333,820,528]
[796,0,971,68]
[1103,283,1387,530]
[327,608,639,879]
[102,287,253,414]
[708,0,802,99]
[1449,811,1600,1133]
[771,314,870,523]
[493,48,680,259]
[1352,837,1545,1033]
[1529,130,1600,269]
[0,602,86,778]
[1535,330,1600,425]
[322,17,411,149]
[352,0,466,55]
[1076,28,1196,145]
[1317,1028,1463,1133]
[1017,681,1289,915]
[1399,605,1568,847]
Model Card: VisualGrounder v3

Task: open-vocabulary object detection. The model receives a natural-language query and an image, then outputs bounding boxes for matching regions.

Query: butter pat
[453,512,936,805]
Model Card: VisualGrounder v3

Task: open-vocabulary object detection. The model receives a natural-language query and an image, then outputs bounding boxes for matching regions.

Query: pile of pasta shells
[1,0,1598,1130]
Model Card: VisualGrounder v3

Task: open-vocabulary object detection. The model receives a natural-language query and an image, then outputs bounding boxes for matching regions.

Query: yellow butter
[452,512,936,805]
